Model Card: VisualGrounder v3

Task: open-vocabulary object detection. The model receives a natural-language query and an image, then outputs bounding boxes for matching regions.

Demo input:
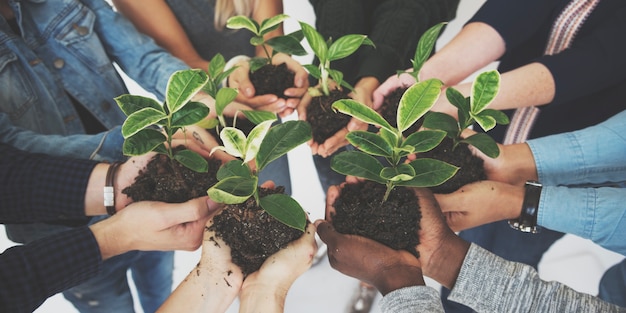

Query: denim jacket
[528,110,626,255]
[0,0,187,161]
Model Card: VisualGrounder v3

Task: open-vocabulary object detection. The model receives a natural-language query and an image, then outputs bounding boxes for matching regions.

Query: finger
[319,128,349,157]
[325,185,340,220]
[260,180,276,189]
[314,219,336,247]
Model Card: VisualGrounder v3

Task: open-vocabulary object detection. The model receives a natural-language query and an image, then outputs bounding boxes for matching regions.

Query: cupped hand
[199,218,245,292]
[372,71,417,110]
[435,180,524,232]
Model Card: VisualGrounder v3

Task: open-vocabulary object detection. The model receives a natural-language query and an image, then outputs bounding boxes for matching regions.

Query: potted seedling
[298,21,375,145]
[115,69,225,203]
[226,14,307,99]
[206,115,312,275]
[379,22,446,136]
[420,69,509,193]
[328,79,458,256]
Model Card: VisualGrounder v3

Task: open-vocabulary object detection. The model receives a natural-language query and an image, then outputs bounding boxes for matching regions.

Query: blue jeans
[5,216,173,313]
[313,146,353,195]
[440,220,565,312]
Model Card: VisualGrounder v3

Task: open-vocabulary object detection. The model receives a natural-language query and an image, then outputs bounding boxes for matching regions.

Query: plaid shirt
[0,144,103,312]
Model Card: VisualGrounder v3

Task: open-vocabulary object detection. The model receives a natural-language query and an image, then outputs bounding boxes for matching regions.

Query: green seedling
[331,79,459,201]
[226,14,307,72]
[115,69,210,173]
[207,115,312,231]
[423,70,509,158]
[299,21,374,96]
[397,22,447,82]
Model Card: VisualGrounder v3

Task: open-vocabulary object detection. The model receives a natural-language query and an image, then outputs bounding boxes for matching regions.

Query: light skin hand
[434,180,524,232]
[239,222,317,313]
[193,91,253,120]
[372,71,417,110]
[90,196,222,260]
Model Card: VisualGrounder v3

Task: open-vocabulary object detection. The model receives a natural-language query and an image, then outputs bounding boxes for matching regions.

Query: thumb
[314,219,336,246]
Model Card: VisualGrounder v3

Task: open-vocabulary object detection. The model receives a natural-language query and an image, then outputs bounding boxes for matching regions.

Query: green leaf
[250,36,265,46]
[218,127,247,158]
[304,64,321,80]
[166,69,209,114]
[171,101,209,127]
[461,133,500,158]
[216,160,252,180]
[332,99,394,132]
[328,34,373,61]
[346,131,393,157]
[244,119,275,163]
[266,36,307,56]
[480,109,510,125]
[329,69,352,91]
[114,95,163,117]
[397,78,443,133]
[446,87,469,113]
[256,121,311,171]
[299,22,327,62]
[215,87,238,117]
[403,130,446,153]
[214,66,237,87]
[208,176,258,204]
[226,15,259,34]
[330,151,386,184]
[396,158,459,187]
[249,57,269,72]
[174,149,208,173]
[259,14,289,34]
[472,113,497,132]
[202,81,218,99]
[471,70,500,113]
[423,111,459,139]
[121,107,167,138]
[208,54,226,80]
[260,194,307,231]
[379,127,400,148]
[122,128,166,156]
[412,22,446,75]
[380,163,416,182]
[241,110,277,125]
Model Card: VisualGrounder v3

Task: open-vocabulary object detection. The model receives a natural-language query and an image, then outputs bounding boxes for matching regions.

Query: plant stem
[383,182,394,202]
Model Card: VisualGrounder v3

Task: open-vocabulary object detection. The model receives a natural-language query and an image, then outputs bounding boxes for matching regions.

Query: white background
[1,0,623,312]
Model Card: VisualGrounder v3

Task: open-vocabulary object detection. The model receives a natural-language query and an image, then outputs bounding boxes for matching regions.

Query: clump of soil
[208,186,305,276]
[122,146,222,203]
[419,137,486,194]
[331,180,421,258]
[379,87,423,136]
[250,63,294,99]
[306,88,351,144]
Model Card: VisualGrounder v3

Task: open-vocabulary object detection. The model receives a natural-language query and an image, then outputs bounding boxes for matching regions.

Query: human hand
[372,70,416,110]
[273,53,309,118]
[90,196,223,260]
[317,184,424,296]
[239,223,317,312]
[434,181,524,232]
[192,91,252,119]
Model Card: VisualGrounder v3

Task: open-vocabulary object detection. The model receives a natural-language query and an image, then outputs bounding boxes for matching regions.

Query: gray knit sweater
[379,244,626,312]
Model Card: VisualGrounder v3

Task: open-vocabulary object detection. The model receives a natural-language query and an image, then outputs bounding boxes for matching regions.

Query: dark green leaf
[260,194,307,232]
[380,163,416,182]
[208,54,226,79]
[423,111,459,138]
[259,14,289,34]
[479,109,510,125]
[446,87,469,113]
[461,133,500,158]
[208,176,258,204]
[396,158,458,187]
[256,121,311,171]
[171,101,209,127]
[266,36,307,56]
[330,151,386,184]
[217,160,251,180]
[346,131,393,157]
[226,16,259,34]
[122,128,166,156]
[304,64,321,80]
[174,149,208,173]
[403,130,446,153]
[114,95,163,117]
[122,107,167,138]
[215,87,238,116]
[241,110,277,125]
[249,57,269,72]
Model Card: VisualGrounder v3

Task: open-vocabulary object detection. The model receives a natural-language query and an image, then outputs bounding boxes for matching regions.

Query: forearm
[112,0,209,70]
[239,283,288,313]
[449,244,625,312]
[379,286,444,313]
[539,186,626,255]
[0,227,101,313]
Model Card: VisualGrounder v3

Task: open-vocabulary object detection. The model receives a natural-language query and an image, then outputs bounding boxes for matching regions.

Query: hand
[192,91,253,119]
[317,183,424,296]
[171,125,235,164]
[273,53,309,118]
[90,196,223,260]
[372,70,417,110]
[435,180,524,232]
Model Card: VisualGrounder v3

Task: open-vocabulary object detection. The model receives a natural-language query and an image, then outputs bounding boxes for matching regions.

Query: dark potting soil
[208,186,305,276]
[331,180,421,258]
[249,62,294,99]
[419,137,487,194]
[306,88,351,144]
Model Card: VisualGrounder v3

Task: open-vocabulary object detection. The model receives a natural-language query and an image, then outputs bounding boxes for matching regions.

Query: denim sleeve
[538,186,626,256]
[527,110,626,186]
[80,0,188,100]
[0,113,125,162]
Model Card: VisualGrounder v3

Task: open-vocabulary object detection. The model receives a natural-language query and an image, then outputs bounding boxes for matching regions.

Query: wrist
[377,265,424,296]
[84,163,109,216]
[422,234,470,289]
[504,143,538,185]
[239,281,287,313]
[89,216,128,260]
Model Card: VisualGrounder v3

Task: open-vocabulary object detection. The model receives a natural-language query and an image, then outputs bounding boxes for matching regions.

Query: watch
[508,181,542,233]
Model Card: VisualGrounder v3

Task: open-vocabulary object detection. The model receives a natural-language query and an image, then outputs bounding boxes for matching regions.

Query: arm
[112,0,209,70]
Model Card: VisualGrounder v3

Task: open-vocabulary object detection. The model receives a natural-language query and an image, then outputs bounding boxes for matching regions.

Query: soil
[331,180,421,258]
[419,137,487,194]
[306,88,352,144]
[207,186,305,276]
[379,87,423,136]
[249,62,294,99]
[122,146,222,203]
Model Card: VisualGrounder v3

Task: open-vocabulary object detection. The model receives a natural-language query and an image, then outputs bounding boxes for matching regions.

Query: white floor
[2,1,624,312]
